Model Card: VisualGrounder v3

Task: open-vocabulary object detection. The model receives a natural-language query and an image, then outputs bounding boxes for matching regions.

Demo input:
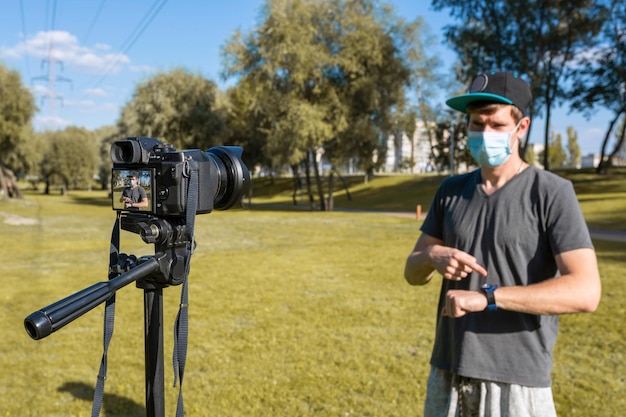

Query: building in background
[581,153,601,168]
[383,121,435,174]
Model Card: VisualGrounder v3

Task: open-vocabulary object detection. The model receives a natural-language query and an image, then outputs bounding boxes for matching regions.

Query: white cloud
[34,114,71,130]
[94,43,111,51]
[83,88,108,97]
[29,84,51,96]
[64,99,97,107]
[129,64,157,73]
[79,101,120,114]
[0,30,130,75]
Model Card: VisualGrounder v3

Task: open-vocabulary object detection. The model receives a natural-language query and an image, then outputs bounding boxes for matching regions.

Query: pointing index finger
[454,252,487,277]
[472,262,488,277]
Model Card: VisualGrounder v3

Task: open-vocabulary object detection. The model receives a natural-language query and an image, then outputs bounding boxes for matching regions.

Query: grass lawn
[1,169,624,416]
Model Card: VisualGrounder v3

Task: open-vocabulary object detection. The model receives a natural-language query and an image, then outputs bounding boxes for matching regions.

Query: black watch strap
[481,283,499,311]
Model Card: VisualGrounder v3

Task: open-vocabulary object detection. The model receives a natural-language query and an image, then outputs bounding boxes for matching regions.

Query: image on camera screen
[111,168,153,212]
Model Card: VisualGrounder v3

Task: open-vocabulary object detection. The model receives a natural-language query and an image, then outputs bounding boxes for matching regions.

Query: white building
[383,121,434,173]
[581,153,600,168]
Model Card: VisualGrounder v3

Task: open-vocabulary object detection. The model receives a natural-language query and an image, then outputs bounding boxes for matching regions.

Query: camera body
[111,137,249,216]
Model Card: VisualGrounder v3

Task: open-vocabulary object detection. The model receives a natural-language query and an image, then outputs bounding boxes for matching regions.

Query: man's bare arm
[442,248,601,317]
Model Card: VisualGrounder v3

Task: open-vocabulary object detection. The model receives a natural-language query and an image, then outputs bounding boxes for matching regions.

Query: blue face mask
[467,122,522,167]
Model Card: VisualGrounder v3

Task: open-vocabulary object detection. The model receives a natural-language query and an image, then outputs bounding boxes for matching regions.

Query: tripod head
[24,213,193,340]
[121,212,193,287]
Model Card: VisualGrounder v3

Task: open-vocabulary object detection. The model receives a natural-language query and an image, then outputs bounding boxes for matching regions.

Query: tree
[540,130,567,169]
[612,115,626,162]
[221,81,271,178]
[118,68,223,151]
[39,127,99,194]
[0,63,37,198]
[388,101,418,172]
[224,0,346,210]
[568,0,626,174]
[222,0,428,209]
[14,131,47,189]
[431,0,607,170]
[566,126,582,168]
[431,114,472,173]
[93,125,120,191]
[406,17,456,165]
[524,143,537,166]
[223,0,331,174]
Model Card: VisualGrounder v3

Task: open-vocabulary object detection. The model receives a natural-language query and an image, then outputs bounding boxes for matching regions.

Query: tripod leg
[144,286,165,417]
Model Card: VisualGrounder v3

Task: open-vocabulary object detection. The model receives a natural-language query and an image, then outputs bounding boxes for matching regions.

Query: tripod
[25,213,193,417]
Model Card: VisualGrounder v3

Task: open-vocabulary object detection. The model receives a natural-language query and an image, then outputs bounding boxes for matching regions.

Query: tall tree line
[221,0,440,209]
[2,0,624,202]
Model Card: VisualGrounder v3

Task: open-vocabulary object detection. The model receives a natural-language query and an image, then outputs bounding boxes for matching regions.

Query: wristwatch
[481,283,499,311]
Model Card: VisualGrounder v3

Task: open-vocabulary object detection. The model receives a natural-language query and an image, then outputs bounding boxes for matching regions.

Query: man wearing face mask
[404,71,601,417]
[120,175,148,209]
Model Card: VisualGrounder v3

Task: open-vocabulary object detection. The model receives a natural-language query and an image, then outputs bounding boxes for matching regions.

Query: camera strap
[91,163,198,417]
[173,160,199,417]
[91,212,122,417]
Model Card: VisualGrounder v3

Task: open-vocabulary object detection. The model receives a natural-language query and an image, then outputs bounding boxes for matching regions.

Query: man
[120,175,148,209]
[404,71,601,417]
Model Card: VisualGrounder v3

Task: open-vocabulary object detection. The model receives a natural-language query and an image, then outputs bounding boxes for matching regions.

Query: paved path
[588,229,626,243]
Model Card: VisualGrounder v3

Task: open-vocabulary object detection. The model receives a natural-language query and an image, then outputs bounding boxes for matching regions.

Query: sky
[0,0,616,156]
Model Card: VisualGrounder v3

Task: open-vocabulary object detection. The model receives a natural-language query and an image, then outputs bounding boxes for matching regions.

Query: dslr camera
[111,137,249,216]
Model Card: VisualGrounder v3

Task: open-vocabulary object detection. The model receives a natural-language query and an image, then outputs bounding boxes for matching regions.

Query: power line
[115,0,167,61]
[19,0,31,78]
[83,0,107,43]
[45,0,58,58]
[80,0,168,95]
[44,0,50,32]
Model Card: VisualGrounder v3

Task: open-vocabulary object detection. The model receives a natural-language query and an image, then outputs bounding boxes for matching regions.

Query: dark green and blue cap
[446,71,532,116]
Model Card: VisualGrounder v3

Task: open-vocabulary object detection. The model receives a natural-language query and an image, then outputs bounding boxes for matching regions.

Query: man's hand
[441,289,488,318]
[404,234,488,286]
[429,245,488,281]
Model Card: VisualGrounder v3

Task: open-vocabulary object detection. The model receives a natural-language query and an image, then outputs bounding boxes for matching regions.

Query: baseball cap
[446,71,532,116]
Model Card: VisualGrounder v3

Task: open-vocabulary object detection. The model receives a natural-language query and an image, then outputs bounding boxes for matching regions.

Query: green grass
[1,170,625,416]
[561,168,626,230]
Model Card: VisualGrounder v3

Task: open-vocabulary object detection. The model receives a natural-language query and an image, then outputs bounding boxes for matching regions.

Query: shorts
[424,366,557,417]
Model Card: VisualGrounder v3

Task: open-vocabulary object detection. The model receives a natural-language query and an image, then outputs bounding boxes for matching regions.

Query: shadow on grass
[333,179,441,211]
[70,194,112,208]
[245,202,317,212]
[578,195,626,202]
[58,381,144,417]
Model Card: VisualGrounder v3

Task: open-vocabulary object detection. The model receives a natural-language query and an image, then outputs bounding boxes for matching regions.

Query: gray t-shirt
[122,186,147,205]
[420,166,593,387]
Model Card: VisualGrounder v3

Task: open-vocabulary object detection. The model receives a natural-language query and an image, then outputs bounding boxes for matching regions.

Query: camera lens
[206,146,250,210]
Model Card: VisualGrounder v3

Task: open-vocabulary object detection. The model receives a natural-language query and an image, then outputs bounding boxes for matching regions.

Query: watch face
[481,283,497,291]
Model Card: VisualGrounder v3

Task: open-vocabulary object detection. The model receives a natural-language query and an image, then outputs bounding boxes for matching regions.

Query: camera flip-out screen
[111,168,154,212]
